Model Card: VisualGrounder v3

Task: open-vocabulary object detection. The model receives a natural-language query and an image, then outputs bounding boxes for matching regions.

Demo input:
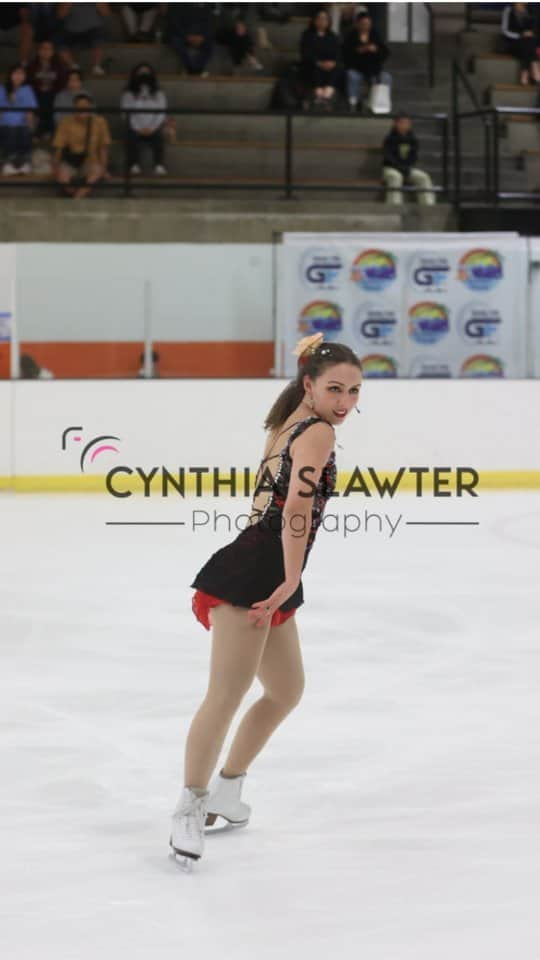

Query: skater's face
[304,363,361,425]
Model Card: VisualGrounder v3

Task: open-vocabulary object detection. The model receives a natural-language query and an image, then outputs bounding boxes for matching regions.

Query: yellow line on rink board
[2,471,540,493]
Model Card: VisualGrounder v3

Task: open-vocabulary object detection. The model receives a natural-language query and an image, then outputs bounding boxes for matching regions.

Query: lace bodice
[248,416,337,559]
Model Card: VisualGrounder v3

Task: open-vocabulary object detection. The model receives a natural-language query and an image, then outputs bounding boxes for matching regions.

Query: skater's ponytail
[263,333,362,431]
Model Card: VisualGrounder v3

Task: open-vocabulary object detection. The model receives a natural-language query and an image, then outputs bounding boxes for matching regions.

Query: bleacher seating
[459,18,540,197]
[0,8,448,199]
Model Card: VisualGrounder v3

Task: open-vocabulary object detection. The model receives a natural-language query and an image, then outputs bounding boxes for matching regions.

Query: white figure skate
[205,769,251,834]
[169,786,210,871]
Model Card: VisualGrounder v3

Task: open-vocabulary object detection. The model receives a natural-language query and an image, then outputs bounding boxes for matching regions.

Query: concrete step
[256,17,309,50]
[0,174,385,202]
[458,28,500,57]
[474,54,518,88]
[432,2,467,35]
[106,138,453,182]
[490,84,538,109]
[522,150,540,189]
[87,73,275,110]
[0,42,294,79]
[0,195,457,241]
[152,114,446,147]
[507,116,540,153]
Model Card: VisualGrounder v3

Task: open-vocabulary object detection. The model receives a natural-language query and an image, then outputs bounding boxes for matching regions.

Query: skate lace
[175,794,206,838]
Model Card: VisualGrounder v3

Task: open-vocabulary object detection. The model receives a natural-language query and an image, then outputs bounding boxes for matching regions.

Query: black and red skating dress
[191,416,337,630]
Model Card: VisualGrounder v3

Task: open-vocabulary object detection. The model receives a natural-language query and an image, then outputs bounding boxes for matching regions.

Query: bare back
[248,415,309,526]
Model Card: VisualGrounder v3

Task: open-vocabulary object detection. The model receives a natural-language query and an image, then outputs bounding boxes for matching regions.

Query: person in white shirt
[120,61,167,176]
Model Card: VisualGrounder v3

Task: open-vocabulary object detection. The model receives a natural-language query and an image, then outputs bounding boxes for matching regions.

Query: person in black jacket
[501,3,540,84]
[343,11,391,111]
[382,113,435,205]
[167,2,215,76]
[300,9,342,109]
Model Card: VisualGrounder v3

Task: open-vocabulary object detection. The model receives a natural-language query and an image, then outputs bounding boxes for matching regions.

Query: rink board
[0,380,539,493]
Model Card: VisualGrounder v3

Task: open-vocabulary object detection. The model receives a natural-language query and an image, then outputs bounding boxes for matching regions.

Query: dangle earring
[355,405,361,413]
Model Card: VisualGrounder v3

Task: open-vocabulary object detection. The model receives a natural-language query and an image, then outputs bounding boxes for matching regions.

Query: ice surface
[1,491,540,960]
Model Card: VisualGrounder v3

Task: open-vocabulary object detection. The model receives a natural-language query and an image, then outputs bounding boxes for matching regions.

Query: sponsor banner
[277,233,527,379]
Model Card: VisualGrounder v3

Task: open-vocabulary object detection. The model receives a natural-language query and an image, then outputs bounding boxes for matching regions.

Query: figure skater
[170,332,363,868]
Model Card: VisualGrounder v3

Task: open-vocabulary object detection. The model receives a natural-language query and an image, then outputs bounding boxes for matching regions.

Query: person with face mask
[120,61,167,176]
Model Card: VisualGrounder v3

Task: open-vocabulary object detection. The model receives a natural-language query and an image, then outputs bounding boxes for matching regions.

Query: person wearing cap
[381,112,435,206]
[52,91,111,197]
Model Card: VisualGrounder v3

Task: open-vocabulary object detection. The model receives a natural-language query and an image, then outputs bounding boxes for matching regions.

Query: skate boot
[169,786,210,870]
[205,769,251,833]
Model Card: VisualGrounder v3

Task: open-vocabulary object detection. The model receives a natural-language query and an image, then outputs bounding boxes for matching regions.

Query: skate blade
[172,852,196,872]
[204,814,249,834]
[169,838,200,871]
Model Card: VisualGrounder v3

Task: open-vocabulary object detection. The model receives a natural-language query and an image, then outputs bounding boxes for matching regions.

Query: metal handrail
[452,58,484,114]
[455,103,540,205]
[452,58,495,207]
[0,104,450,201]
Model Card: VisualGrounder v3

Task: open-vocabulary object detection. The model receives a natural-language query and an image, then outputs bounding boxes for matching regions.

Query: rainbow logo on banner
[408,302,449,345]
[458,249,502,291]
[351,249,396,291]
[460,355,504,377]
[298,301,342,338]
[360,354,398,377]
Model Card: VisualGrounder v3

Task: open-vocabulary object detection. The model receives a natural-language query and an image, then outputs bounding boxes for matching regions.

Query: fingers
[248,601,273,628]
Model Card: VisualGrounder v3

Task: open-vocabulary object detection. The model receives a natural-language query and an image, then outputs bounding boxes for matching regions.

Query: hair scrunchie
[291,332,325,367]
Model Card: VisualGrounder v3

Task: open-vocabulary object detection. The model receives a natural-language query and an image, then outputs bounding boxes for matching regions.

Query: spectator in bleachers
[166,3,215,76]
[121,3,161,42]
[121,62,167,175]
[343,11,390,113]
[31,2,59,43]
[0,64,38,175]
[329,2,368,38]
[56,3,111,78]
[0,4,33,66]
[501,3,540,84]
[52,91,111,197]
[300,8,342,109]
[381,112,435,206]
[53,68,93,127]
[257,3,291,23]
[217,13,264,73]
[27,40,68,138]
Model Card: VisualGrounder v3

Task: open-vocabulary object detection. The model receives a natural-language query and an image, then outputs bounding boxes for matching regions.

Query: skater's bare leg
[222,616,305,777]
[183,604,271,789]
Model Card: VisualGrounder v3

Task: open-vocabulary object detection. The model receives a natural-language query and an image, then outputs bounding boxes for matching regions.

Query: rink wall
[0,379,539,492]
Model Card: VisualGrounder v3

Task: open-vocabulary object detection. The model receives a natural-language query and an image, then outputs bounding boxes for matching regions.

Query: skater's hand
[247,579,298,628]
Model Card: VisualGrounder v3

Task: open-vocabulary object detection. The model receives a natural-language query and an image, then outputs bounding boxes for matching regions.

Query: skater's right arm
[281,421,335,589]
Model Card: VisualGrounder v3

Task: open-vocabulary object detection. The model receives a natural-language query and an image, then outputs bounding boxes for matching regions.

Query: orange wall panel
[17,341,275,378]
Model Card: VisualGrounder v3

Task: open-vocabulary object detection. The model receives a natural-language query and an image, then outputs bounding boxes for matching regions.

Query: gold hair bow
[291,332,325,359]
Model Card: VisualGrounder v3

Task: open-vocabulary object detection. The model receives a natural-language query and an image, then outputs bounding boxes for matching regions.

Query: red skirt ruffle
[192,589,297,631]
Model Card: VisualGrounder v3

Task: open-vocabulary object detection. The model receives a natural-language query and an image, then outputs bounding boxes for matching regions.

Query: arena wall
[1,380,538,492]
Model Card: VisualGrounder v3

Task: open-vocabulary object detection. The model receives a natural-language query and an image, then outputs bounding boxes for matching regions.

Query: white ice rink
[2,490,540,960]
